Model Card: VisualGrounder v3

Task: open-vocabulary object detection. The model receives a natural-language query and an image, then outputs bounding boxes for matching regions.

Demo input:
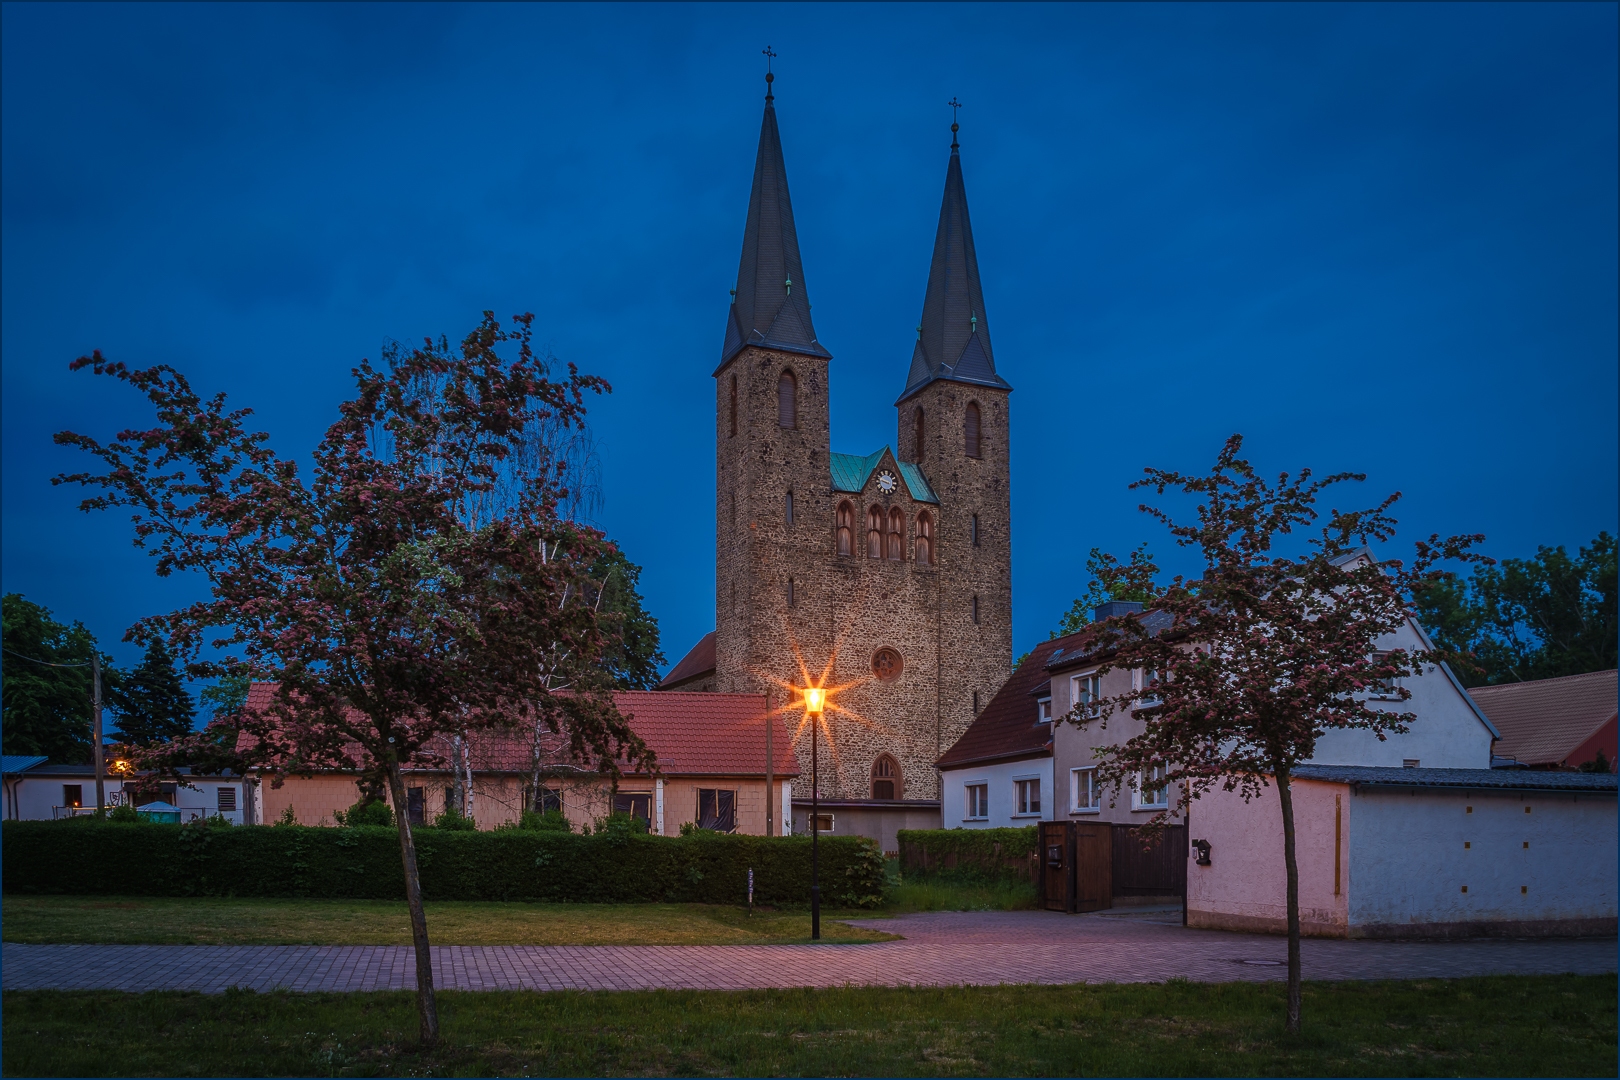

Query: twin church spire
[720,74,1010,402]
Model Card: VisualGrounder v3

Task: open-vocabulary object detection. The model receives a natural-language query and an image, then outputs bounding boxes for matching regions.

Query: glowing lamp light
[802,687,827,718]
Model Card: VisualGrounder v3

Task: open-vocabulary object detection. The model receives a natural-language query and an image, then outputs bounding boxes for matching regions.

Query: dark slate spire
[718,71,830,370]
[896,112,1011,404]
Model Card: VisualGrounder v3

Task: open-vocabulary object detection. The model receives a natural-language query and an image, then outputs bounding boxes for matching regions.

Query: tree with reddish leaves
[53,312,652,1045]
[1066,435,1484,1033]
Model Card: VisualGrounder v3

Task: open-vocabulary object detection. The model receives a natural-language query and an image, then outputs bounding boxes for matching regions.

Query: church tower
[703,76,1013,833]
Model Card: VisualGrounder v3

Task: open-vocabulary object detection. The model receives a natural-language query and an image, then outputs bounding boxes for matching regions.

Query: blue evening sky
[3,3,1616,686]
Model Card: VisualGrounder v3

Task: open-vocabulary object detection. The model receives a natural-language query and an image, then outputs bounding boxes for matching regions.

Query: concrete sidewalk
[3,910,1613,994]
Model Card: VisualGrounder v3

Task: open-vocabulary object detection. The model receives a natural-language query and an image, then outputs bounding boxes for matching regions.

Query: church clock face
[876,470,898,495]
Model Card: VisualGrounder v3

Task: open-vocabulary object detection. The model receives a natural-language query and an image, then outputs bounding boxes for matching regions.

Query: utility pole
[91,653,105,812]
[764,689,774,837]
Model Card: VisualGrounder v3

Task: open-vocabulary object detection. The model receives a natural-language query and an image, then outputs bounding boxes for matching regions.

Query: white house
[1,759,251,825]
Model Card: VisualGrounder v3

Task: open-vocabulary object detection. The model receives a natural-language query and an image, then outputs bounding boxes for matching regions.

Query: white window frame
[1037,696,1052,724]
[1133,666,1162,706]
[1132,763,1170,811]
[1071,767,1101,814]
[1368,651,1402,700]
[964,781,989,821]
[1071,671,1102,718]
[1013,775,1042,817]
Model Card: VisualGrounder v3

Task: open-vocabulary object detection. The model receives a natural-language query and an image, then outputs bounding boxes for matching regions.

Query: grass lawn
[0,896,896,946]
[3,975,1613,1077]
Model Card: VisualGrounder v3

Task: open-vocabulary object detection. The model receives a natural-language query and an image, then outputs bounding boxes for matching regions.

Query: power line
[2,646,92,669]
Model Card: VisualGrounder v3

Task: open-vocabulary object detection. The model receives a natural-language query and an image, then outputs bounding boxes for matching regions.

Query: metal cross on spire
[763,45,777,101]
[948,97,962,149]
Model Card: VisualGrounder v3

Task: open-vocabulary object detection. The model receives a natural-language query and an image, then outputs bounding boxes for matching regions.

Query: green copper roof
[829,448,938,504]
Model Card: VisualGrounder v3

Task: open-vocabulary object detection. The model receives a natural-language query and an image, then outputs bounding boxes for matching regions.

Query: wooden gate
[1040,821,1072,912]
[1111,824,1187,897]
[1041,821,1114,913]
[1073,822,1113,912]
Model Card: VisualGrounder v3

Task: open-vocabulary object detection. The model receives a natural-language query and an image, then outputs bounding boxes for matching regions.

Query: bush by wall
[896,826,1038,884]
[0,821,886,907]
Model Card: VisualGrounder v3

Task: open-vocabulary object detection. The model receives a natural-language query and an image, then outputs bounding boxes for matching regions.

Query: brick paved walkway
[3,910,1612,994]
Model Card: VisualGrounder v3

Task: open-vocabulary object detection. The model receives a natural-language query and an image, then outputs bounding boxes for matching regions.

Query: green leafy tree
[1413,532,1616,685]
[1053,544,1160,636]
[590,546,664,690]
[108,640,196,746]
[1,594,110,763]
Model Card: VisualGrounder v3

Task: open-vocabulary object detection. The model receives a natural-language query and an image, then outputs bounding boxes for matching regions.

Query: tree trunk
[387,758,440,1045]
[1274,762,1302,1033]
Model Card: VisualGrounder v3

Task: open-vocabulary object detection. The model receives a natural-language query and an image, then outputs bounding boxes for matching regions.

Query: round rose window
[872,648,903,682]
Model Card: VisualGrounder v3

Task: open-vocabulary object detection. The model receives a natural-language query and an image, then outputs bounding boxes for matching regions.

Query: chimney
[1093,600,1145,622]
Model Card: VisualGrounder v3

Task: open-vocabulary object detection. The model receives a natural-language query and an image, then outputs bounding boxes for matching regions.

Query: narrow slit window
[785,490,794,526]
[777,371,797,429]
[729,374,738,437]
[972,595,980,624]
[787,577,795,608]
[965,402,982,458]
[914,407,925,458]
[970,514,979,547]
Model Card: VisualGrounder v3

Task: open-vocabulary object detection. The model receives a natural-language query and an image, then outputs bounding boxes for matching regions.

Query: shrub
[518,809,571,832]
[0,820,887,906]
[431,808,478,831]
[334,800,394,829]
[107,804,140,824]
[896,826,1038,885]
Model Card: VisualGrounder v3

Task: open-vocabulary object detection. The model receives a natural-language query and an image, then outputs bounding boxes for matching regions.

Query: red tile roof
[240,684,797,778]
[659,631,716,689]
[1469,669,1618,768]
[935,633,1086,769]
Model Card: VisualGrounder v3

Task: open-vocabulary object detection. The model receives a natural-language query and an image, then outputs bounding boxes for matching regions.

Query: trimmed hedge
[896,826,1038,884]
[0,821,886,907]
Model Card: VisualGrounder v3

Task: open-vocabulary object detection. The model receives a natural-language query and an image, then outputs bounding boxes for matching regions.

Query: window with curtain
[915,511,934,565]
[836,501,854,556]
[777,371,796,429]
[697,788,737,832]
[866,505,883,558]
[887,507,904,560]
[965,401,981,458]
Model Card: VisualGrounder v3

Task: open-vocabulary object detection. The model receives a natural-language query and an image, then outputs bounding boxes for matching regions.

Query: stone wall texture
[715,345,1013,803]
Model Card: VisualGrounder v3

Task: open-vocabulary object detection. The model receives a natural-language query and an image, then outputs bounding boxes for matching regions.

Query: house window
[887,507,904,560]
[915,511,934,565]
[217,787,237,813]
[729,374,738,437]
[965,783,989,820]
[785,490,794,526]
[866,505,884,558]
[777,370,796,429]
[972,595,980,624]
[614,793,652,822]
[1073,673,1102,717]
[1073,768,1101,813]
[696,788,737,832]
[812,813,834,833]
[1015,778,1041,816]
[63,784,82,809]
[835,501,854,557]
[1134,667,1161,705]
[536,787,562,814]
[871,754,901,800]
[914,407,925,458]
[965,401,982,458]
[970,514,979,547]
[1370,651,1400,698]
[406,787,426,824]
[1038,697,1052,724]
[1403,759,1420,769]
[1133,764,1169,810]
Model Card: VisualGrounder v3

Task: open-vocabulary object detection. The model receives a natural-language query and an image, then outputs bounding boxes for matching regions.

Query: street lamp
[802,685,826,940]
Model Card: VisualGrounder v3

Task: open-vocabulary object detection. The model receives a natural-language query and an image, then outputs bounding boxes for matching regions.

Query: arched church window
[887,507,904,560]
[729,375,738,438]
[866,505,884,559]
[871,754,902,800]
[915,511,934,565]
[835,501,854,557]
[913,407,925,458]
[965,402,982,459]
[778,370,797,429]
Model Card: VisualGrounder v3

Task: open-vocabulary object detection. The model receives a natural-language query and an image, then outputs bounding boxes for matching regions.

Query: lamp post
[802,685,826,940]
